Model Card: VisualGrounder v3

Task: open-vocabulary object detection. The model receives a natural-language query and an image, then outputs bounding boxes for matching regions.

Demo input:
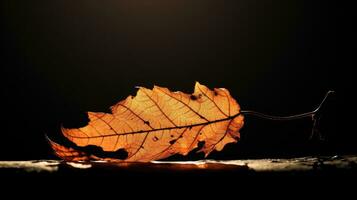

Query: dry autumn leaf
[49,82,244,162]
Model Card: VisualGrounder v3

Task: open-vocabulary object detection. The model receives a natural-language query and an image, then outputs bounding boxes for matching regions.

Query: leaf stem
[241,90,335,121]
[241,90,335,140]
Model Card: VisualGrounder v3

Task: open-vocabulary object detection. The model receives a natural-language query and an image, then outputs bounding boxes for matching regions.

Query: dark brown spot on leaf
[153,136,159,142]
[190,95,198,100]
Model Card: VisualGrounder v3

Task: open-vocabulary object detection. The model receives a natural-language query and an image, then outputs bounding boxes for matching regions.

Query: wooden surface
[1,155,356,195]
[1,155,356,177]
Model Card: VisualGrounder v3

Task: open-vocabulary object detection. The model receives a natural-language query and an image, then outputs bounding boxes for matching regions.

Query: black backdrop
[1,0,349,161]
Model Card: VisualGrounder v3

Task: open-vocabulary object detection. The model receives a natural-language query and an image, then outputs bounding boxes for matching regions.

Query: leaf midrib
[65,112,241,139]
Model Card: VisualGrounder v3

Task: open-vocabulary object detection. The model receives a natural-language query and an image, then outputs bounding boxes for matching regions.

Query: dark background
[0,0,349,161]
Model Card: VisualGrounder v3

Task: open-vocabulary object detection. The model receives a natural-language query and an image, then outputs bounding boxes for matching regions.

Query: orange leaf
[50,82,244,162]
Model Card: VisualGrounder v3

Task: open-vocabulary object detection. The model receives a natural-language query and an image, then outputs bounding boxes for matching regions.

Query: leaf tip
[153,85,164,91]
[45,134,55,145]
[135,86,143,89]
[195,81,202,87]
